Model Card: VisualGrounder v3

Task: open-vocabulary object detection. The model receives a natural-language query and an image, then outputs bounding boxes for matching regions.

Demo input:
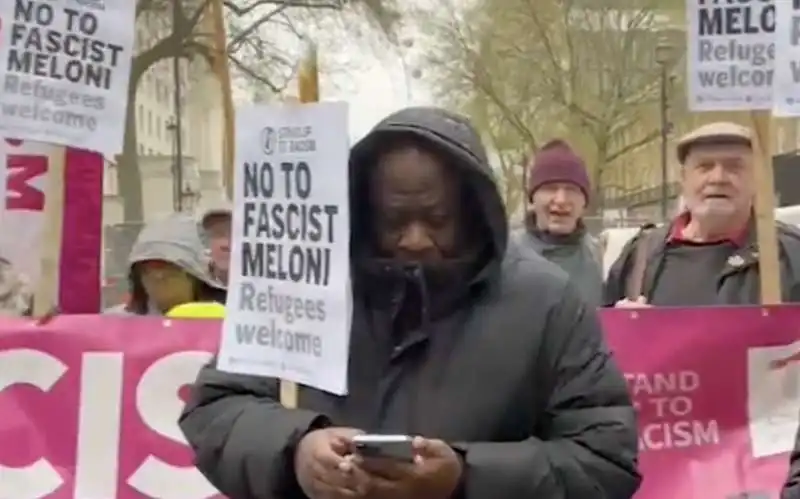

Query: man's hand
[355,437,462,499]
[295,427,368,499]
[615,296,651,308]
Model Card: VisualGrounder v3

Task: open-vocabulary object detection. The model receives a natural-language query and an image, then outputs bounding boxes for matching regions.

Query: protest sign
[0,0,135,156]
[773,0,800,115]
[604,306,797,498]
[0,138,102,313]
[0,316,222,499]
[218,102,351,395]
[2,307,800,497]
[687,0,775,111]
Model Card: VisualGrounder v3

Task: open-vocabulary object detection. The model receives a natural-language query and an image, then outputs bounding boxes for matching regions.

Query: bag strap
[625,227,660,300]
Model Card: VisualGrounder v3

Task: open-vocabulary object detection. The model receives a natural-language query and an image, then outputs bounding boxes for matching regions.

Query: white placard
[0,139,50,288]
[773,0,800,116]
[218,102,352,396]
[687,0,774,111]
[747,342,800,459]
[0,0,135,157]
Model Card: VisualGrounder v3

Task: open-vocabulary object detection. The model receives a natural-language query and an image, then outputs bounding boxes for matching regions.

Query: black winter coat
[180,107,641,498]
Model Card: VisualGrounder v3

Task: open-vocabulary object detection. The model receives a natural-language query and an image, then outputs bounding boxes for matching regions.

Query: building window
[147,110,152,136]
[138,144,144,154]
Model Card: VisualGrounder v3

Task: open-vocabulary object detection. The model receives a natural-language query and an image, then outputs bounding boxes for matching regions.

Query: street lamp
[181,183,200,212]
[166,119,183,212]
[655,40,674,221]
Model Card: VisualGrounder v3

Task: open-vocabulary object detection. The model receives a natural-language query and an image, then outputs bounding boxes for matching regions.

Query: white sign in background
[687,0,775,111]
[747,342,800,459]
[0,139,52,288]
[218,102,352,396]
[0,0,135,157]
[773,0,800,116]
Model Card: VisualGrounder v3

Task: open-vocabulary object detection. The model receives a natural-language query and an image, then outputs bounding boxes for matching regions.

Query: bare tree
[120,0,398,223]
[421,0,683,210]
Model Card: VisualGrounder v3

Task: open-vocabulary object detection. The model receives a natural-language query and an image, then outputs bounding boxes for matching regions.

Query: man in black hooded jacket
[179,107,640,498]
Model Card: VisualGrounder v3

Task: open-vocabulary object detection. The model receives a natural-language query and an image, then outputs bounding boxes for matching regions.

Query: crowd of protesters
[5,105,800,497]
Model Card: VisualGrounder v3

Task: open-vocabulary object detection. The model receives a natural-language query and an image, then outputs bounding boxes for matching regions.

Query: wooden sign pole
[749,110,782,305]
[33,146,66,316]
[279,42,318,410]
[209,0,235,201]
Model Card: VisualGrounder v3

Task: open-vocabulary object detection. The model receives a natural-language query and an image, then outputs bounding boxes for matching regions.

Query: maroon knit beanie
[527,139,591,202]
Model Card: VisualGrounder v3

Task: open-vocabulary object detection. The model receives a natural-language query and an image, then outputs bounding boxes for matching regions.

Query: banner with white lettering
[687,0,775,111]
[773,0,800,115]
[0,316,223,499]
[0,0,134,156]
[1,309,800,497]
[0,138,102,313]
[218,102,351,395]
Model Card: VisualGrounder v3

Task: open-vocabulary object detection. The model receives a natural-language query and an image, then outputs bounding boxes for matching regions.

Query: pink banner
[603,306,796,498]
[0,308,798,498]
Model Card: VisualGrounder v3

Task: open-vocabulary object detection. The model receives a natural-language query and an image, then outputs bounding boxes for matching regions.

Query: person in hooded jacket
[512,139,603,306]
[105,214,225,315]
[179,107,640,499]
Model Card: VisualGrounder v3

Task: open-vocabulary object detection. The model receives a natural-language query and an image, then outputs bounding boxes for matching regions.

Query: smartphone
[351,434,415,462]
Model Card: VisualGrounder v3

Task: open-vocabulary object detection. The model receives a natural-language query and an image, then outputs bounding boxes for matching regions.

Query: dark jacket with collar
[512,219,603,307]
[604,220,800,306]
[180,106,640,499]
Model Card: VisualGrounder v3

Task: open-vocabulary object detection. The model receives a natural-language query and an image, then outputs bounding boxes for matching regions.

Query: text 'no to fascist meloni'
[240,161,340,287]
[8,0,124,90]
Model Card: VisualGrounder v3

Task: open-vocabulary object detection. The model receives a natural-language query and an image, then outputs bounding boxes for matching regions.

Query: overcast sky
[232,4,436,143]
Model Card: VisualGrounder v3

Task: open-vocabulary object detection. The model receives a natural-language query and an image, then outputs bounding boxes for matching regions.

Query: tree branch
[223,0,341,17]
[228,5,288,49]
[135,0,158,18]
[228,53,284,93]
[606,129,661,164]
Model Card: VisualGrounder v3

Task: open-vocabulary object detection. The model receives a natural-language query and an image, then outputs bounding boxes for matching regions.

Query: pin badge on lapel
[727,254,745,267]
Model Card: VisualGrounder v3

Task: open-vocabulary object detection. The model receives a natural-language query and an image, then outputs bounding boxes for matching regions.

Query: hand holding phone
[351,434,415,463]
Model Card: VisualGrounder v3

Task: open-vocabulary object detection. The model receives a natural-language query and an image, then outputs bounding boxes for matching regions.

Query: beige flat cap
[676,122,753,164]
[199,200,232,228]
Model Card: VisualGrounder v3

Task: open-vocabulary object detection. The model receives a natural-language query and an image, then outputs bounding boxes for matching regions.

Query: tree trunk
[117,78,145,223]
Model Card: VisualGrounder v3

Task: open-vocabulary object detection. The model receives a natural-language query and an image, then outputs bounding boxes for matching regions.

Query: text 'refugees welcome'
[696,0,774,89]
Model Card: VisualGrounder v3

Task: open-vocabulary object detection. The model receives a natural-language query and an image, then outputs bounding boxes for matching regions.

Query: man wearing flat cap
[199,201,231,285]
[604,121,800,307]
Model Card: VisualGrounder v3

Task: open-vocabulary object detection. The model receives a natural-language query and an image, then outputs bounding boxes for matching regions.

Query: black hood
[349,106,508,289]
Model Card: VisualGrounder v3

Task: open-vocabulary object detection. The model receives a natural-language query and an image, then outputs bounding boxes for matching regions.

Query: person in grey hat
[200,202,231,285]
[105,214,226,315]
[605,121,800,307]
